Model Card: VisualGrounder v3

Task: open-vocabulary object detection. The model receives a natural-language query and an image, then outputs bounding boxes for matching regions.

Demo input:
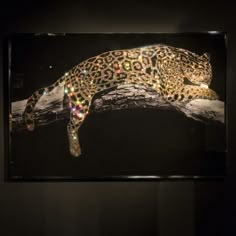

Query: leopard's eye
[197,64,204,69]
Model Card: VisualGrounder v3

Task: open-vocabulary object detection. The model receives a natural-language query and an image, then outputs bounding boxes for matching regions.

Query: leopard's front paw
[208,89,219,100]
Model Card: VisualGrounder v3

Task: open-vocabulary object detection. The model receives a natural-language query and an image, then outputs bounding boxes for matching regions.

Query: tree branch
[11,84,224,132]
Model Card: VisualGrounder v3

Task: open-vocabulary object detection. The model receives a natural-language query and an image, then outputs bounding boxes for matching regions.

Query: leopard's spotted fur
[23,44,218,157]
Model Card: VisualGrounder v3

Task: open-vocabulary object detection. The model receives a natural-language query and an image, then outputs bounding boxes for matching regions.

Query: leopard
[23,44,219,157]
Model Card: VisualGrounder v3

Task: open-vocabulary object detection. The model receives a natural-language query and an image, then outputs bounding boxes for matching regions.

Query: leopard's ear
[201,52,210,62]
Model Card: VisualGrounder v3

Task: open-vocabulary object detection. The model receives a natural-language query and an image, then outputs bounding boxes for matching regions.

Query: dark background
[0,0,235,236]
[9,33,226,179]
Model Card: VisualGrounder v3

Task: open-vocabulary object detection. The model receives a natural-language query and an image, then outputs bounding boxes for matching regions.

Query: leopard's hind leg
[67,104,89,157]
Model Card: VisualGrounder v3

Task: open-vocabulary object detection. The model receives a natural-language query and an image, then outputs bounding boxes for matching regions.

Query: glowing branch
[10,84,224,132]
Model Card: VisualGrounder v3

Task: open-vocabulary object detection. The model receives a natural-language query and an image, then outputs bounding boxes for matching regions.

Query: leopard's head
[182,53,212,88]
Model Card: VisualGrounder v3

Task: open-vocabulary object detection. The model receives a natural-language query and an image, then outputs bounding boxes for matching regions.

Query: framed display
[4,32,227,181]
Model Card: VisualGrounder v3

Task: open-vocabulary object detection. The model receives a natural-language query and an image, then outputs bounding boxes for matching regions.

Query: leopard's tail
[23,77,65,131]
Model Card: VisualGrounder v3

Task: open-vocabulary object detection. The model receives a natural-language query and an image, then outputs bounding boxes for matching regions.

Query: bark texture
[11,84,224,131]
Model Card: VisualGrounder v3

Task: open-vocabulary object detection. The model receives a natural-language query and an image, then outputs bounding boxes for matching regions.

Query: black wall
[0,1,235,235]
